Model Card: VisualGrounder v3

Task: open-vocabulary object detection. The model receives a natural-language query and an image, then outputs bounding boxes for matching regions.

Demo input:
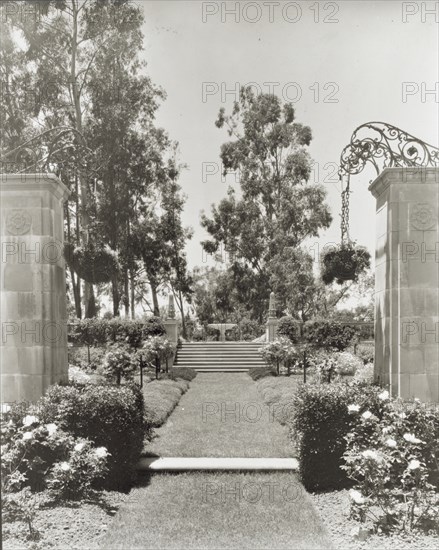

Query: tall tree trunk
[71,2,95,318]
[124,269,129,317]
[175,287,186,338]
[112,277,120,317]
[65,201,82,318]
[150,279,160,316]
[130,269,135,319]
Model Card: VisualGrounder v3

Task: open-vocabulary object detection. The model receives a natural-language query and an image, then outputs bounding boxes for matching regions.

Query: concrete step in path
[138,457,299,471]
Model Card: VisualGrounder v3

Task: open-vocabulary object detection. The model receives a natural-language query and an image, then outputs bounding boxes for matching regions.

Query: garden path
[143,373,295,458]
[97,373,332,549]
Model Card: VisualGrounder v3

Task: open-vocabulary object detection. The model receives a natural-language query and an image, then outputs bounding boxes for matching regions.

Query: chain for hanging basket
[336,121,439,245]
[340,174,351,244]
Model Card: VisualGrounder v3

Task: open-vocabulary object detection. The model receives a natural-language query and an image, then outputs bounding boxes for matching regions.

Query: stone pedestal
[163,293,178,344]
[370,167,439,402]
[1,173,70,403]
[265,290,278,342]
[266,318,279,342]
[164,319,178,344]
[163,320,178,369]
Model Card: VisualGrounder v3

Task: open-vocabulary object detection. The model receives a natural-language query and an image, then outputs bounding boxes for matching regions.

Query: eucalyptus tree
[201,87,332,318]
[1,0,160,317]
[131,150,193,332]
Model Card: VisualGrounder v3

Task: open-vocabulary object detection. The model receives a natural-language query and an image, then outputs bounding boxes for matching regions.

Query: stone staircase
[173,341,266,372]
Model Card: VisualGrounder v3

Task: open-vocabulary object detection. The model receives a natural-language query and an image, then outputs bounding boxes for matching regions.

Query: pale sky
[138,0,439,269]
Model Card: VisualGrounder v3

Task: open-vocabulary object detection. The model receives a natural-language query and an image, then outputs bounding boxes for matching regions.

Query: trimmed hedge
[304,319,358,351]
[69,317,165,347]
[277,316,301,343]
[248,366,278,381]
[143,379,189,428]
[167,368,197,382]
[38,383,145,488]
[291,381,381,491]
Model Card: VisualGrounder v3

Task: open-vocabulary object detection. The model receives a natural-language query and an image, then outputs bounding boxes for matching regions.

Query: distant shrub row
[277,317,362,351]
[68,317,166,347]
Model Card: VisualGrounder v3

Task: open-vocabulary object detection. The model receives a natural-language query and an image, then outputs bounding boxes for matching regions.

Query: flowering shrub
[355,343,375,364]
[353,362,374,383]
[102,344,137,384]
[309,352,339,382]
[334,351,363,375]
[141,336,176,373]
[1,413,107,500]
[342,396,439,532]
[307,350,362,383]
[46,442,108,499]
[259,338,295,374]
[38,383,145,488]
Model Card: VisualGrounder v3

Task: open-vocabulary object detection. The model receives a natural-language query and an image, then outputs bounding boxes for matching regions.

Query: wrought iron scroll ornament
[337,122,439,242]
[0,126,95,177]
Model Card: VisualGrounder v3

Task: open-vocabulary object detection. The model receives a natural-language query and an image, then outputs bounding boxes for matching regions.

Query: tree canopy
[201,87,332,321]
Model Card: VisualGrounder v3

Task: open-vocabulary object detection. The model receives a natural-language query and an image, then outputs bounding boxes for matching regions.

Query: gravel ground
[310,489,439,550]
[2,489,131,550]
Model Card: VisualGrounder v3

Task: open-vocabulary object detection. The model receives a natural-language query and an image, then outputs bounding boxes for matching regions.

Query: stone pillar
[370,167,439,402]
[163,294,178,369]
[266,291,278,342]
[1,173,70,404]
[163,294,178,344]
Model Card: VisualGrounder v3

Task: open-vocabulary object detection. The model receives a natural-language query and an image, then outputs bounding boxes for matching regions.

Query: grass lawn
[143,373,295,458]
[97,472,333,550]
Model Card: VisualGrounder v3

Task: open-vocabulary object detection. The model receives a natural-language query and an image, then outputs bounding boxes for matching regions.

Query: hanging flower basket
[321,242,370,285]
[64,242,119,284]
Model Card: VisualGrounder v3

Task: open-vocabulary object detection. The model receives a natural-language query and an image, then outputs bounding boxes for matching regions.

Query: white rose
[95,447,108,458]
[408,459,421,470]
[361,411,373,420]
[1,404,11,413]
[60,462,70,471]
[45,423,57,436]
[378,390,389,401]
[349,489,365,504]
[23,415,39,427]
[362,449,379,461]
[348,404,360,413]
[385,438,397,448]
[22,431,34,441]
[403,433,422,444]
[74,442,85,452]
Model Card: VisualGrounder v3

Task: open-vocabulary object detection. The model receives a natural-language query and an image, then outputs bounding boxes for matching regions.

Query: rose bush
[141,336,176,375]
[102,344,138,384]
[1,412,108,500]
[259,338,297,374]
[342,396,439,532]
